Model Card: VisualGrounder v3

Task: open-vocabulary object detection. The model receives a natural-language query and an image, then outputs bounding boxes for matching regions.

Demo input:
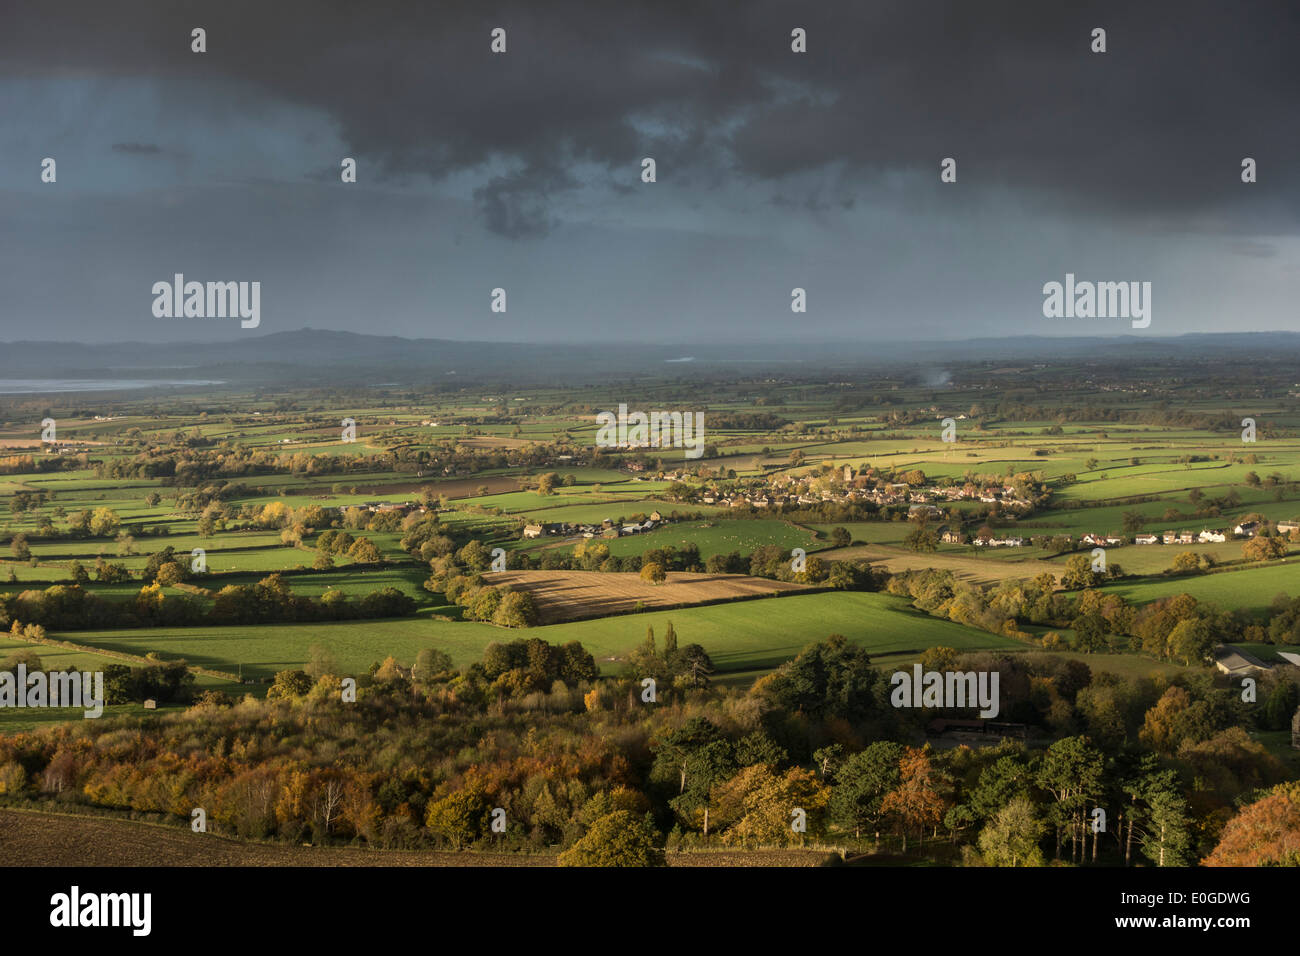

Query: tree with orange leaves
[881,746,949,852]
[1203,781,1300,866]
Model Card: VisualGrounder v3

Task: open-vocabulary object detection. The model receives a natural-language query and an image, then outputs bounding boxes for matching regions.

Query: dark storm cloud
[3,0,1299,345]
[473,163,577,239]
[4,0,1297,237]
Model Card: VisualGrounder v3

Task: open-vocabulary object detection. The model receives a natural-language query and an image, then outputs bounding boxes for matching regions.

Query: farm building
[1213,646,1272,677]
[926,718,1027,741]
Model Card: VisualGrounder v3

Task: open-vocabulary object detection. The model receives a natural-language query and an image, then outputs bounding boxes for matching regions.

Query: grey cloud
[2,0,1293,238]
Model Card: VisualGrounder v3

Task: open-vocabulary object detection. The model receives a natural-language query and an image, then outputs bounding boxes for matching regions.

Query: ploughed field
[483,569,810,623]
[0,810,833,867]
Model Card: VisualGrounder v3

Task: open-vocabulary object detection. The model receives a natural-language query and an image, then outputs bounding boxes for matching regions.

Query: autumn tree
[348,537,383,564]
[425,785,490,850]
[711,764,828,848]
[557,810,664,867]
[880,746,949,852]
[1203,781,1300,866]
[89,507,121,537]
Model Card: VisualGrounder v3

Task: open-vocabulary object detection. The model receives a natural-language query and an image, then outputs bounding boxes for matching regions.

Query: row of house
[1134,523,1260,545]
[1079,533,1124,546]
[523,512,665,540]
[334,500,425,518]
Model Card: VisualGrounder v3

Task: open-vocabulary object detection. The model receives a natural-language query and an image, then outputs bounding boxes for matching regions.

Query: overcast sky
[1,0,1298,344]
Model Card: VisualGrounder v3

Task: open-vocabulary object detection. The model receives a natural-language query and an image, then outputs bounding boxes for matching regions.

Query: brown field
[484,569,810,624]
[0,810,833,867]
[826,544,1064,586]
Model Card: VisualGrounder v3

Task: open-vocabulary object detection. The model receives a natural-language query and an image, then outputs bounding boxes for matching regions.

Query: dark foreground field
[0,810,834,867]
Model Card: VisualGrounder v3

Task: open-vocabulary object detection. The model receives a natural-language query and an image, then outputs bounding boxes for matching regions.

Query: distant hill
[1,328,1297,387]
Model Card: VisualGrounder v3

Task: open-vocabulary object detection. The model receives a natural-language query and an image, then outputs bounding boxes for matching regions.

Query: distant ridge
[1,328,1297,388]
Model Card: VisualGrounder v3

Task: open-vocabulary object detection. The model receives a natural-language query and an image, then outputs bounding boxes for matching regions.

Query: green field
[4,369,1299,729]
[47,590,1018,683]
[1102,561,1299,612]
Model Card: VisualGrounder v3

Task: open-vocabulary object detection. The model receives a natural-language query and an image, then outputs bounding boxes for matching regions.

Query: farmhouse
[1233,521,1259,537]
[1135,534,1159,545]
[522,524,544,539]
[941,529,966,544]
[1198,529,1227,543]
[1278,520,1300,534]
[926,718,1027,741]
